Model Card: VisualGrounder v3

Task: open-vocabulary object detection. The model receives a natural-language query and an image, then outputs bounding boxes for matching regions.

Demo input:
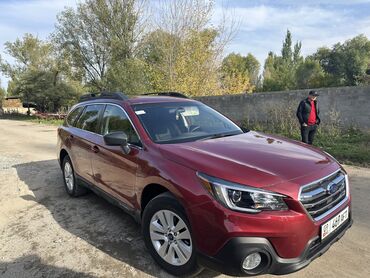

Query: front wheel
[142,192,202,277]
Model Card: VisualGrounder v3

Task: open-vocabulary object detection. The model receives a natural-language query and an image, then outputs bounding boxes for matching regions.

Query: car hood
[159,131,339,190]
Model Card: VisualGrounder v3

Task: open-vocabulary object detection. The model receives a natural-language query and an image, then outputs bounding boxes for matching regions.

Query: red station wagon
[57,92,352,276]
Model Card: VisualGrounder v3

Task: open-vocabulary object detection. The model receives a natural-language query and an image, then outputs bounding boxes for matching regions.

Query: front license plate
[321,206,349,240]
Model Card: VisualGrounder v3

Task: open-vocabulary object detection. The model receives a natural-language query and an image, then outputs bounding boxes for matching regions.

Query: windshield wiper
[197,131,241,141]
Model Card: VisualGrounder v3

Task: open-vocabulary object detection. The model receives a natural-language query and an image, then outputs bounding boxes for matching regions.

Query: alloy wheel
[150,209,192,266]
[64,161,74,191]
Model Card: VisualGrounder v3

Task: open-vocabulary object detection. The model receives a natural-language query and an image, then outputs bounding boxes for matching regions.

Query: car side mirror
[241,127,250,133]
[103,131,130,154]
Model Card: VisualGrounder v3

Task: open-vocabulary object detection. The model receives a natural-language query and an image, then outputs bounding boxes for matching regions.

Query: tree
[262,30,303,91]
[138,30,178,91]
[173,29,221,96]
[295,59,326,89]
[244,53,260,86]
[0,34,80,112]
[141,27,224,96]
[0,34,53,76]
[141,0,236,96]
[310,35,370,86]
[13,70,78,112]
[53,0,146,92]
[281,30,293,62]
[220,52,260,93]
[0,81,5,108]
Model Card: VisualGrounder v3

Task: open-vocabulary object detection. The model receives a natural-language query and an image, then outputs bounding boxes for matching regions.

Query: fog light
[242,252,262,270]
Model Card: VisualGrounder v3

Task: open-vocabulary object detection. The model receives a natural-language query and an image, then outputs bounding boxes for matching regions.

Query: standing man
[296,90,321,145]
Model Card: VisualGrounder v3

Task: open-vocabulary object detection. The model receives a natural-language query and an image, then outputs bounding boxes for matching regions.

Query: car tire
[142,192,203,277]
[62,155,87,197]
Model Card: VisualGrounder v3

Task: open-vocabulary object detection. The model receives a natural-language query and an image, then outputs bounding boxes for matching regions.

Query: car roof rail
[142,91,189,99]
[79,92,129,102]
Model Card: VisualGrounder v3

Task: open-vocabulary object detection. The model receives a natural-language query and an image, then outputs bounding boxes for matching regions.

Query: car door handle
[92,145,100,153]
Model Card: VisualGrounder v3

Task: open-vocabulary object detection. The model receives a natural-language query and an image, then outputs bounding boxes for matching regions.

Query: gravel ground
[0,119,369,278]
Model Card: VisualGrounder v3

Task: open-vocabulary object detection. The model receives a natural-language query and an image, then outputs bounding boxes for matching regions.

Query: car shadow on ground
[13,159,219,278]
[0,255,95,278]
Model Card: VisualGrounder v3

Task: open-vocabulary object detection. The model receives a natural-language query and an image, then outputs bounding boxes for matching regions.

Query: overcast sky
[1,0,370,89]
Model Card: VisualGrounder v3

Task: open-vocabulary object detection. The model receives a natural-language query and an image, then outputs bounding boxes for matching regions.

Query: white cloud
[216,3,370,69]
[231,5,344,32]
[2,0,370,88]
[274,0,370,5]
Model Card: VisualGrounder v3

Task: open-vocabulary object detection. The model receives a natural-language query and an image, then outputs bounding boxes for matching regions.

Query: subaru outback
[57,92,352,276]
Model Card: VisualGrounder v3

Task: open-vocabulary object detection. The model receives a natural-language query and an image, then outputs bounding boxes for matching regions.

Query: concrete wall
[196,86,370,129]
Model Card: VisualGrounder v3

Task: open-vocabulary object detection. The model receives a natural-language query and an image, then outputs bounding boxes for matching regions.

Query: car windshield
[132,102,243,144]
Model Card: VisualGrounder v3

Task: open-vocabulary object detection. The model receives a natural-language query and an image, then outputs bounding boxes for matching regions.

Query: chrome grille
[299,171,347,221]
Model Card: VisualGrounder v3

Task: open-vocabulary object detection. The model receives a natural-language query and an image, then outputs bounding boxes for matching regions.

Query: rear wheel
[62,155,87,197]
[142,192,202,277]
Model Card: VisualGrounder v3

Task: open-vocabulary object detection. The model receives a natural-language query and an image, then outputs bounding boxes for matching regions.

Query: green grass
[0,113,64,126]
[315,129,370,167]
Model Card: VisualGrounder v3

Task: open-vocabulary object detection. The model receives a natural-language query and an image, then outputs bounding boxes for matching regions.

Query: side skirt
[75,174,141,224]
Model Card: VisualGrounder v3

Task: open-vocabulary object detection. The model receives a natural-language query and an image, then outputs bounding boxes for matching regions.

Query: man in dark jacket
[296,90,321,144]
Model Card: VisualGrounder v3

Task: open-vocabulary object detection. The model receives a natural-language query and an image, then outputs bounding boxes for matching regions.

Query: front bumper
[198,216,353,276]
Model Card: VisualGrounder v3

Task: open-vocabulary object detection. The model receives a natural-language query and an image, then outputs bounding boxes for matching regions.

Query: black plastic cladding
[78,91,188,103]
[142,92,188,98]
[79,92,129,103]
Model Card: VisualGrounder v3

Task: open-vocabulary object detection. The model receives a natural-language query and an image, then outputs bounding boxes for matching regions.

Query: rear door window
[75,104,104,133]
[66,106,84,127]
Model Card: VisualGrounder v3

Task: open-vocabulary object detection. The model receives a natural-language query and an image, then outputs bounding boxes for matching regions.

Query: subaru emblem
[327,183,338,195]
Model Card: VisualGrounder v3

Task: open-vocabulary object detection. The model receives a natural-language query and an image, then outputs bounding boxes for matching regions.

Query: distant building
[2,97,31,114]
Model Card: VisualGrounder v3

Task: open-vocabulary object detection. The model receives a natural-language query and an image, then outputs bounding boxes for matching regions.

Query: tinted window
[76,104,104,133]
[101,105,141,146]
[133,102,242,144]
[66,106,84,127]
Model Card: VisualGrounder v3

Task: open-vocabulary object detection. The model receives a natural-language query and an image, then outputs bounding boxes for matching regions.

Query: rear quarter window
[65,106,84,127]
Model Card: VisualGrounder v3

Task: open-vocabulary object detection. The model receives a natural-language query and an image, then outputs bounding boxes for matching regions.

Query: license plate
[321,207,349,240]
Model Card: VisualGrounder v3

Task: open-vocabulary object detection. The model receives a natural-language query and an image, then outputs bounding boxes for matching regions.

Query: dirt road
[0,119,369,278]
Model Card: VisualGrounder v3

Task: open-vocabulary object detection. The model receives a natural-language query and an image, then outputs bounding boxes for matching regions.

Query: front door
[91,104,142,208]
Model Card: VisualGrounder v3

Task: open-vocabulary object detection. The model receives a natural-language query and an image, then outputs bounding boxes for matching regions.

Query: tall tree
[0,81,5,108]
[138,29,179,91]
[281,30,293,62]
[245,53,260,86]
[142,0,236,96]
[53,0,146,92]
[174,29,221,96]
[262,30,303,91]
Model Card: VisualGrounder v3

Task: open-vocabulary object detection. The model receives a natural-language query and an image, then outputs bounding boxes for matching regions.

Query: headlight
[197,172,288,213]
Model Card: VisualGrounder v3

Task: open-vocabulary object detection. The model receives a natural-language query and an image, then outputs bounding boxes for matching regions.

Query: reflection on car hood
[159,131,339,190]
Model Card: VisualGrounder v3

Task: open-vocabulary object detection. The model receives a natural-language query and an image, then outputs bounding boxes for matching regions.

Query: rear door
[60,105,85,164]
[91,104,142,208]
[71,104,105,184]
